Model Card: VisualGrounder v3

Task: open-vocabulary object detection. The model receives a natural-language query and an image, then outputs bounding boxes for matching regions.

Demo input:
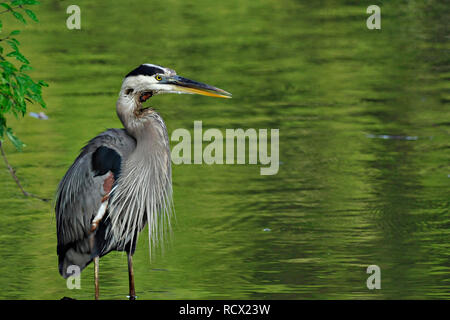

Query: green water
[0,0,448,299]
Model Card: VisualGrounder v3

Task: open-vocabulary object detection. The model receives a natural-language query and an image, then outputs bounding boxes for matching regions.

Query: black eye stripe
[126,64,165,77]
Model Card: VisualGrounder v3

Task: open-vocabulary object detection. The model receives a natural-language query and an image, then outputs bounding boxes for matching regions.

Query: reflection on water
[0,0,448,299]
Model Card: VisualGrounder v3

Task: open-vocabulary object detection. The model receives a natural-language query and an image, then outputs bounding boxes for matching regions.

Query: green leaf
[0,114,6,138]
[9,30,21,36]
[24,0,40,5]
[9,37,20,45]
[20,64,32,72]
[0,60,18,73]
[6,127,25,151]
[0,3,13,11]
[24,9,38,22]
[6,39,19,51]
[12,12,27,24]
[7,51,30,64]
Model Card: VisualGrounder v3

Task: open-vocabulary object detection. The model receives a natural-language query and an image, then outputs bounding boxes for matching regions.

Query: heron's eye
[155,74,162,81]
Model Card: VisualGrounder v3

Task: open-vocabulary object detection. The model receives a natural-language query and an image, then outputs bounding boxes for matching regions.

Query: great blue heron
[55,63,231,300]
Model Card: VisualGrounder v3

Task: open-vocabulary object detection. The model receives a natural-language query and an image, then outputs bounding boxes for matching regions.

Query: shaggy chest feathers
[106,114,173,251]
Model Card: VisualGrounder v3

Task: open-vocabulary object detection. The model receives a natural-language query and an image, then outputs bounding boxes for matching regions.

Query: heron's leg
[94,256,100,300]
[127,252,136,300]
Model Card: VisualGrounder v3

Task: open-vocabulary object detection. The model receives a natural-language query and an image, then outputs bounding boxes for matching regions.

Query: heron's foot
[127,295,137,300]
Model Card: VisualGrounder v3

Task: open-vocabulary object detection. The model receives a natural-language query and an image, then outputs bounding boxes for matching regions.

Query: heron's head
[117,64,231,121]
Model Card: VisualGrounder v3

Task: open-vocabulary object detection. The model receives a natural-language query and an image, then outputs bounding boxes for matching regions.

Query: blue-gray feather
[55,129,136,278]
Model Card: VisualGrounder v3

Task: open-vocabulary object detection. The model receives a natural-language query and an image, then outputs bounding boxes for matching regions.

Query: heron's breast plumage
[105,114,173,252]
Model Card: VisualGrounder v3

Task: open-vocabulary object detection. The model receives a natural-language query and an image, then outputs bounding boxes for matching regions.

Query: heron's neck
[132,116,169,153]
[117,99,169,152]
[121,114,170,170]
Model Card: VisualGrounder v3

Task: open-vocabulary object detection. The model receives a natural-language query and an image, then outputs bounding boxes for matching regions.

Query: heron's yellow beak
[175,86,231,98]
[166,75,232,99]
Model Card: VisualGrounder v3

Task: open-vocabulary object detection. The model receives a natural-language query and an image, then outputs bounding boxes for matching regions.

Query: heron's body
[56,121,171,276]
[55,63,231,299]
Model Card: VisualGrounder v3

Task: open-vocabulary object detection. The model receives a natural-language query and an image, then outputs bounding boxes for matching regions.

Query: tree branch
[0,5,21,15]
[0,140,50,202]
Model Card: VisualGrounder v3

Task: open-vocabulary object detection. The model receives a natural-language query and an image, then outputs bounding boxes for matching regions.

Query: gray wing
[55,128,136,278]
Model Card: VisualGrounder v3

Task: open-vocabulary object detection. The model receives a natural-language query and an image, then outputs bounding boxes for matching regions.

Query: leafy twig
[0,0,47,200]
[0,5,21,15]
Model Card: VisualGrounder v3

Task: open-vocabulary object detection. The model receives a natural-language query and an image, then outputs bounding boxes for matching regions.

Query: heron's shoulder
[81,128,136,157]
